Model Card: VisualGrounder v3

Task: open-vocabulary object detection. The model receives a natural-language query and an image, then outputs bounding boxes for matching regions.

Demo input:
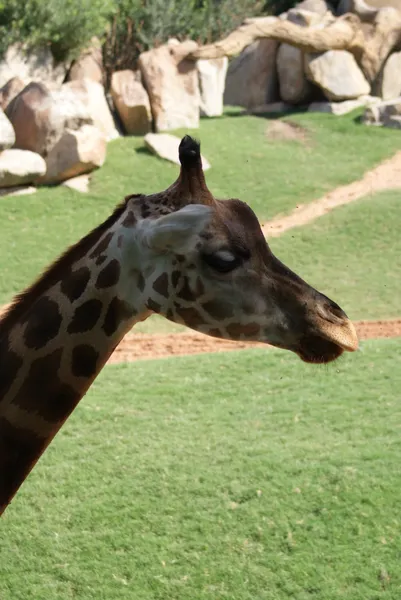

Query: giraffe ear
[140,204,212,253]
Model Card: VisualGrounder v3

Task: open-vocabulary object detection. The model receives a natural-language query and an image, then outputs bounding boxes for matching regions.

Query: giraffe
[0,136,358,515]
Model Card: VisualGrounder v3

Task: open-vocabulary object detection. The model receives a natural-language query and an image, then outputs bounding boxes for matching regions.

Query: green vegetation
[0,111,400,311]
[1,339,400,599]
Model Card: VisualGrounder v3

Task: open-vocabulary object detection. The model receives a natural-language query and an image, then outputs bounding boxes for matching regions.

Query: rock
[295,0,333,14]
[362,97,401,127]
[110,70,151,135]
[197,57,228,117]
[62,173,90,193]
[286,7,331,25]
[6,82,92,156]
[38,125,106,184]
[139,41,200,131]
[337,0,401,18]
[0,43,67,89]
[223,39,278,110]
[306,50,370,100]
[0,109,15,150]
[0,185,37,198]
[277,44,314,104]
[246,102,293,114]
[63,79,119,141]
[0,77,26,111]
[308,95,380,114]
[378,52,401,100]
[67,38,103,84]
[0,149,46,188]
[144,133,210,170]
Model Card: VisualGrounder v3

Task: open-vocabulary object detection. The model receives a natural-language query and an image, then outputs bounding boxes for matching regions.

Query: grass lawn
[1,338,400,599]
[0,111,400,307]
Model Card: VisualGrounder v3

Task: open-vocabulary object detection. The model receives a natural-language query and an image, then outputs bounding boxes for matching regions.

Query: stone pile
[1,0,401,193]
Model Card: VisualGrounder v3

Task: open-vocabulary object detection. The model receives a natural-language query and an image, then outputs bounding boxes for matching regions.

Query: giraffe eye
[201,250,242,273]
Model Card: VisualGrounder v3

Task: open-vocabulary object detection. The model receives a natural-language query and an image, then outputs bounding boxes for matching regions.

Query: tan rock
[308,95,380,114]
[0,149,46,188]
[378,52,401,100]
[296,0,333,14]
[5,82,92,156]
[144,133,210,170]
[223,39,278,110]
[0,109,15,150]
[306,50,370,100]
[139,41,200,131]
[67,38,103,84]
[197,57,228,117]
[62,173,90,193]
[63,79,119,141]
[39,124,106,184]
[110,70,151,135]
[0,77,26,111]
[0,185,37,198]
[0,43,67,88]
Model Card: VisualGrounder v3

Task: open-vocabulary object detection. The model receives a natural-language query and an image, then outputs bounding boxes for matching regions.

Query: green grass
[271,189,401,321]
[0,111,400,307]
[1,338,400,599]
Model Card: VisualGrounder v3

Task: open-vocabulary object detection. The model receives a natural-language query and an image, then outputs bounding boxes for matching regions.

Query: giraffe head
[128,136,358,364]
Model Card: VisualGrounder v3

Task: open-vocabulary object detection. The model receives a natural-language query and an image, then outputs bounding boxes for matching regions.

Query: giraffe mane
[0,195,139,340]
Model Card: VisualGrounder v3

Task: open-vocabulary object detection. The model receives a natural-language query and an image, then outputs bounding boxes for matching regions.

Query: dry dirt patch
[265,120,309,144]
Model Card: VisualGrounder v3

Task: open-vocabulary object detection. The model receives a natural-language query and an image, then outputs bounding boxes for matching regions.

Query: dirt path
[261,151,401,237]
[109,319,401,363]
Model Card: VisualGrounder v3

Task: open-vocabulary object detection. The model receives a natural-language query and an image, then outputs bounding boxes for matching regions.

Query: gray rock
[0,77,26,111]
[224,39,278,110]
[0,43,67,88]
[0,149,46,188]
[308,96,380,114]
[378,52,401,100]
[363,97,401,126]
[197,57,228,117]
[306,50,370,100]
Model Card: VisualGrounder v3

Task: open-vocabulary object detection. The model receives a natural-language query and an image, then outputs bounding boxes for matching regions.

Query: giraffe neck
[0,206,152,513]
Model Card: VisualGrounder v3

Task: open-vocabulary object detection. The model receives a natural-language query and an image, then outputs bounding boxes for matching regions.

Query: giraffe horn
[175,135,214,205]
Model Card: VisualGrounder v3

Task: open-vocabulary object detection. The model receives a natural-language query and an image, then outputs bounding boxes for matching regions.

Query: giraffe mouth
[296,334,345,364]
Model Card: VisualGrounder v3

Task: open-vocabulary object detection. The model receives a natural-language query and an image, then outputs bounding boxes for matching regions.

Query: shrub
[0,0,114,62]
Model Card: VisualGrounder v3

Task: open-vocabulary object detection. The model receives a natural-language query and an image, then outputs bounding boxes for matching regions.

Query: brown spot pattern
[23,297,62,349]
[71,344,99,378]
[122,212,136,228]
[202,300,234,321]
[0,337,23,399]
[117,235,124,248]
[171,270,181,289]
[147,298,161,313]
[14,349,79,421]
[60,266,91,302]
[137,272,145,293]
[103,297,134,336]
[96,255,107,266]
[96,260,120,289]
[174,305,205,328]
[89,232,113,259]
[226,323,261,338]
[67,299,103,334]
[177,276,195,302]
[153,273,169,298]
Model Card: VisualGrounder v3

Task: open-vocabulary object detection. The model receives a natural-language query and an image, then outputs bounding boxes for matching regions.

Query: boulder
[63,79,119,141]
[362,97,401,127]
[0,185,37,198]
[295,0,333,13]
[306,50,370,100]
[0,77,26,111]
[377,52,401,100]
[308,95,380,114]
[0,44,67,89]
[223,39,278,110]
[0,149,46,188]
[38,124,106,184]
[67,38,103,84]
[110,70,151,135]
[337,0,401,18]
[0,109,15,150]
[139,40,200,131]
[197,57,228,117]
[6,82,92,157]
[246,102,293,114]
[62,173,90,193]
[144,133,210,170]
[277,44,314,104]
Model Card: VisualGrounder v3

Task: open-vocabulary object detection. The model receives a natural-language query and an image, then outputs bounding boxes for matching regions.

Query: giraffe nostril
[316,294,348,324]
